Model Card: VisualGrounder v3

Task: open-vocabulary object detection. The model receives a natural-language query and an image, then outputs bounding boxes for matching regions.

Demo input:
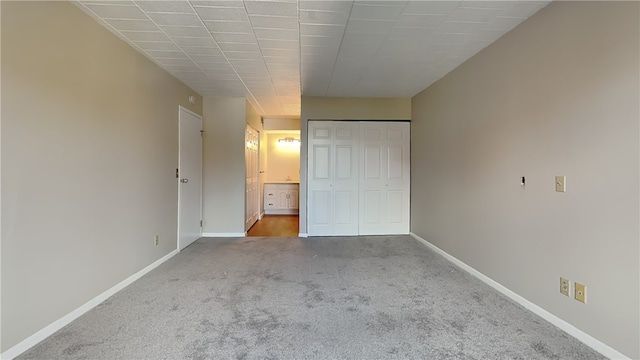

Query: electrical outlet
[575,282,587,303]
[154,235,159,246]
[560,277,570,296]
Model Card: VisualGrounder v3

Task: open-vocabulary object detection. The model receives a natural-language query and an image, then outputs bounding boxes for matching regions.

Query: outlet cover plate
[575,282,587,303]
[560,277,570,296]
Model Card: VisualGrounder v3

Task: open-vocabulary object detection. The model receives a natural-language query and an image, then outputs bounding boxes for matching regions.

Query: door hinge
[176,168,179,179]
[200,130,204,137]
[200,220,203,227]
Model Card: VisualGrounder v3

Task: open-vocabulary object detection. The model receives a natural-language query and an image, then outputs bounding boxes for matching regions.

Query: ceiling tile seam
[184,0,265,113]
[327,0,404,94]
[128,3,219,82]
[182,1,264,113]
[243,0,293,114]
[74,2,187,88]
[319,1,355,97]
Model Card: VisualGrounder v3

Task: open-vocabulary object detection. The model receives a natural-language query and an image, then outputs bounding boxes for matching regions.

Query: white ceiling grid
[74,0,550,116]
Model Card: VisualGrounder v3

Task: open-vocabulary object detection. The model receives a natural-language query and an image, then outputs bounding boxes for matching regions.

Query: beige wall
[263,117,300,131]
[265,132,301,182]
[299,96,411,235]
[1,1,202,352]
[202,97,246,235]
[411,2,639,358]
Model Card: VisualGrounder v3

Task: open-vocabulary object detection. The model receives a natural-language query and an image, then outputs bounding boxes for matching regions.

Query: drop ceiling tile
[162,65,201,72]
[260,48,298,57]
[459,1,511,10]
[448,7,501,22]
[346,19,395,33]
[298,0,353,12]
[249,15,299,29]
[254,29,299,41]
[430,33,471,45]
[341,32,386,46]
[395,14,447,28]
[402,1,460,15]
[135,1,195,14]
[160,25,211,37]
[193,6,249,21]
[146,13,202,26]
[135,41,181,51]
[257,39,299,50]
[387,26,433,40]
[350,3,404,21]
[300,35,342,47]
[84,4,148,19]
[212,32,258,43]
[189,1,245,8]
[244,1,297,16]
[191,56,228,65]
[225,51,264,60]
[205,72,240,80]
[439,21,488,34]
[197,62,235,71]
[299,10,350,25]
[300,45,340,56]
[204,20,253,34]
[263,56,299,65]
[145,50,190,59]
[217,42,260,52]
[172,36,217,46]
[104,19,160,31]
[120,31,171,42]
[81,0,136,6]
[180,46,224,56]
[157,58,197,66]
[299,23,345,37]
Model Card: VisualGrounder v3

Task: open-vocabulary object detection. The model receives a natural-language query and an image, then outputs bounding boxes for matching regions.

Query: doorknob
[181,178,189,183]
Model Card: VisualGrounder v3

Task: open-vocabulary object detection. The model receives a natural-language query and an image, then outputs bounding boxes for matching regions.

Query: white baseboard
[298,233,308,238]
[409,233,629,360]
[1,249,179,360]
[201,232,246,238]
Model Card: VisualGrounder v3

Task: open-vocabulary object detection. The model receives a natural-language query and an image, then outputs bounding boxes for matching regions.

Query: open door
[178,106,202,250]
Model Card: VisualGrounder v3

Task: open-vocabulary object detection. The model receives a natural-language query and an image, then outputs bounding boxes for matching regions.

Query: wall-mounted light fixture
[278,137,300,145]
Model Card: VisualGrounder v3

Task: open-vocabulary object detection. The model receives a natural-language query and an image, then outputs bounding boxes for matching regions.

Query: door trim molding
[177,106,203,250]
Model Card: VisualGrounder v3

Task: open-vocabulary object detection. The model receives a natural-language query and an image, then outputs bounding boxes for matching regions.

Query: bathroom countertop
[264,181,300,184]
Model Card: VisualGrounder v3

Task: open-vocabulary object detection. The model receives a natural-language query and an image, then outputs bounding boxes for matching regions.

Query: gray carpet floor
[19,236,605,359]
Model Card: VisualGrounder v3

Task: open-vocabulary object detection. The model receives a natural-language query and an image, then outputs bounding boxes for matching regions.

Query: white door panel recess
[178,106,203,250]
[307,121,410,236]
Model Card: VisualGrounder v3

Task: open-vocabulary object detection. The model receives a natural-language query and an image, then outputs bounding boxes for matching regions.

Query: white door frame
[177,105,203,250]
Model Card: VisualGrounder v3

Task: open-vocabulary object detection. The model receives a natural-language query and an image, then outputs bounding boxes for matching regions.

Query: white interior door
[359,122,410,235]
[245,125,259,231]
[178,106,202,250]
[307,121,359,236]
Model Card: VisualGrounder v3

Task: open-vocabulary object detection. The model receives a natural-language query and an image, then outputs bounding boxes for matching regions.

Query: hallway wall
[1,1,202,352]
[411,2,639,357]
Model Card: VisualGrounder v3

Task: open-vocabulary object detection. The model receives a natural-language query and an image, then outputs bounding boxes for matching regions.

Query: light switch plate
[555,176,566,192]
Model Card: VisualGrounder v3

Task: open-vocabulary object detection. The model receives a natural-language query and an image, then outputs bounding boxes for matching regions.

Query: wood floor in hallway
[247,215,298,237]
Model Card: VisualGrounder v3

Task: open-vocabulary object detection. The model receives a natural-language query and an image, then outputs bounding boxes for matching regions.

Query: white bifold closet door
[308,122,359,236]
[307,121,410,236]
[359,122,410,235]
